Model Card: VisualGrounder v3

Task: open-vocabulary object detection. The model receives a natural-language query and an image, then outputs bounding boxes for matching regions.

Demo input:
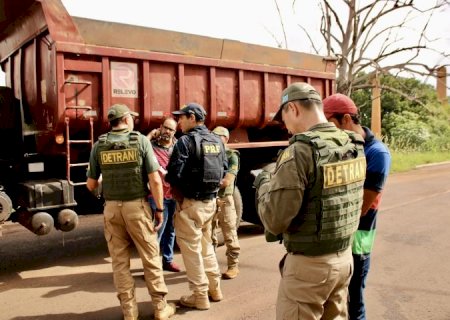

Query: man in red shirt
[147,117,181,272]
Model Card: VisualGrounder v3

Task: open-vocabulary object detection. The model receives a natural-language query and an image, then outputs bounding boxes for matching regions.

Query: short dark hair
[330,113,361,125]
[109,114,130,127]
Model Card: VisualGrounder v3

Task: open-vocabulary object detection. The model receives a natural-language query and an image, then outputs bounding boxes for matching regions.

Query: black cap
[172,103,207,121]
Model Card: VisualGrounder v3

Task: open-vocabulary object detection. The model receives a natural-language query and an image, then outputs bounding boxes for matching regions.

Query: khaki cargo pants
[174,197,221,293]
[276,247,353,320]
[212,194,240,267]
[104,198,168,318]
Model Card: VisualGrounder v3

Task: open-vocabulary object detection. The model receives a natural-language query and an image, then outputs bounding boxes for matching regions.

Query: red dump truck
[0,0,336,235]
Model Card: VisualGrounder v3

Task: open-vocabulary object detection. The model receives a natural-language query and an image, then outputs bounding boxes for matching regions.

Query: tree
[281,0,449,98]
[352,73,450,150]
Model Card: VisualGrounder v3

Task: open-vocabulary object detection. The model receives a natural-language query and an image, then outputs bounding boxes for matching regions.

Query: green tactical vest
[283,128,366,256]
[97,131,147,201]
[218,149,240,197]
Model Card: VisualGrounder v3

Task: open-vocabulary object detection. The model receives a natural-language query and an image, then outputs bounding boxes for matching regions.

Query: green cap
[107,104,138,122]
[212,126,229,138]
[273,82,322,122]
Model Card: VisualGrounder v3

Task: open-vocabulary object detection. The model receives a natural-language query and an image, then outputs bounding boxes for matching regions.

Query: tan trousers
[212,194,240,267]
[174,197,221,293]
[276,247,353,320]
[104,199,168,318]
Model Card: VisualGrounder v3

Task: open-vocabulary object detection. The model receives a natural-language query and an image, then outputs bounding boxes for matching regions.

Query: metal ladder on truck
[63,79,95,186]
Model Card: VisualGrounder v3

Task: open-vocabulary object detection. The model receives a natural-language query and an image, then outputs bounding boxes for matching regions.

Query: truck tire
[233,186,243,230]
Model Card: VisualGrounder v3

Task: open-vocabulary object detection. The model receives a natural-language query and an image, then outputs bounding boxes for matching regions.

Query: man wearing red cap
[323,94,391,320]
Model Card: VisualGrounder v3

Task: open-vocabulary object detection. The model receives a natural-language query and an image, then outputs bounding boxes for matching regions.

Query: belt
[186,192,217,200]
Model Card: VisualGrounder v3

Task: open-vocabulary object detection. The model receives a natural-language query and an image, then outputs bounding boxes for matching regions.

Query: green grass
[391,151,450,173]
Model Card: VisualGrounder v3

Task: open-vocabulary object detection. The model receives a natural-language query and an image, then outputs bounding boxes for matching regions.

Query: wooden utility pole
[371,75,381,138]
[436,66,448,107]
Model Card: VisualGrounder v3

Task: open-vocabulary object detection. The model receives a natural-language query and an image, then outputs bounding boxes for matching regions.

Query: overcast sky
[1,0,449,90]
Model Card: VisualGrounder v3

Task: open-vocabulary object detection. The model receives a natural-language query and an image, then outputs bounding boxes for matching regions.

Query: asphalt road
[1,163,450,320]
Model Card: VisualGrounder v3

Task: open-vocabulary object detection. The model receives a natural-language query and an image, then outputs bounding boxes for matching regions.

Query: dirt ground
[1,163,450,320]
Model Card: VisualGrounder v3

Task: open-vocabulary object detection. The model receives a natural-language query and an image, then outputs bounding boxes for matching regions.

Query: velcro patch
[278,148,294,166]
[323,157,366,189]
[203,144,221,154]
[100,149,138,165]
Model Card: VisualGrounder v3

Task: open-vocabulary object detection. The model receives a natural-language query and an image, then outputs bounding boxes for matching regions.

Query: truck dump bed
[0,0,336,227]
[0,0,335,147]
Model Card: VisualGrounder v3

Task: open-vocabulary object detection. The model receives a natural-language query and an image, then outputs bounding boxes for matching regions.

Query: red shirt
[149,139,175,199]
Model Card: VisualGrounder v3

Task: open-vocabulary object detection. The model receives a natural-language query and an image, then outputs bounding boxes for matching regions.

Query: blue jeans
[148,198,176,264]
[348,253,371,320]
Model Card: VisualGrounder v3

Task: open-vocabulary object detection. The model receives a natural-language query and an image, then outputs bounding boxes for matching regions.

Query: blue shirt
[352,127,391,254]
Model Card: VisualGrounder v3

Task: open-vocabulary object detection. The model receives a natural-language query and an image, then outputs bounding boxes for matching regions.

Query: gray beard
[159,134,170,142]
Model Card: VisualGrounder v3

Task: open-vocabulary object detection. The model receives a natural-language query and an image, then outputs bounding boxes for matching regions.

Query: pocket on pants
[174,210,198,239]
[294,262,329,284]
[284,256,329,284]
[103,206,115,242]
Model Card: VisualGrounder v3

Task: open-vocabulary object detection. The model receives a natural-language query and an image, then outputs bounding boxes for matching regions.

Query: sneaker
[163,261,181,272]
[222,266,239,279]
[154,302,176,320]
[179,293,210,310]
[208,289,223,302]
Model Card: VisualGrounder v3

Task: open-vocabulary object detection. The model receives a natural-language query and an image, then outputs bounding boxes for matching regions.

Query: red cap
[322,93,358,119]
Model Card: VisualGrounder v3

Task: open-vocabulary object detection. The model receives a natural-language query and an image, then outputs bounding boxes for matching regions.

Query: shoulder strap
[129,131,140,146]
[188,132,203,161]
[345,130,364,145]
[98,133,108,144]
[290,131,329,157]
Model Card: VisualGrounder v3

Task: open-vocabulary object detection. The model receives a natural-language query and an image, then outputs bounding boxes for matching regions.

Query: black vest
[181,131,225,200]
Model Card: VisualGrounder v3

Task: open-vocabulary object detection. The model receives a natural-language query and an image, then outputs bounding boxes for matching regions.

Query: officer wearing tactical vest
[86,104,175,320]
[166,103,227,310]
[211,126,241,280]
[253,83,366,320]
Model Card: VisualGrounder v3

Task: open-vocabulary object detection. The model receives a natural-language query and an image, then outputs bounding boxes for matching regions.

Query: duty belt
[186,192,217,201]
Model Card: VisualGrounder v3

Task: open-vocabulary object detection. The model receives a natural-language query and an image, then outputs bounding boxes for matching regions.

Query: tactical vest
[182,131,225,199]
[219,149,240,197]
[97,131,147,201]
[283,129,366,256]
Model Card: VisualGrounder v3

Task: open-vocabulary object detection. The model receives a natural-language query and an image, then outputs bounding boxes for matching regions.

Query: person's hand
[147,128,160,141]
[253,170,271,189]
[154,211,164,232]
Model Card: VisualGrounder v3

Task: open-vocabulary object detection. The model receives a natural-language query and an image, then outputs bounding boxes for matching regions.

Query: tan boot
[222,266,239,279]
[124,316,138,320]
[179,292,210,310]
[154,301,176,320]
[208,288,223,302]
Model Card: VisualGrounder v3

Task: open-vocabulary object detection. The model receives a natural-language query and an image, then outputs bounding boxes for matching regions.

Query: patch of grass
[391,151,450,173]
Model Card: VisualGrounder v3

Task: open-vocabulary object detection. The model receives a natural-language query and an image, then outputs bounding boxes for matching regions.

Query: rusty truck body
[0,0,336,235]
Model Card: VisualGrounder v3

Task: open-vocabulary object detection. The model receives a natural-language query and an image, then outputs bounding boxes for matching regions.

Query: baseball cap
[212,126,229,138]
[273,82,322,122]
[172,102,207,121]
[322,93,358,119]
[107,104,138,122]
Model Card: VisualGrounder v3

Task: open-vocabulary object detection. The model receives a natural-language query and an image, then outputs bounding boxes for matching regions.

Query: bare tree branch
[274,0,288,49]
[296,24,321,54]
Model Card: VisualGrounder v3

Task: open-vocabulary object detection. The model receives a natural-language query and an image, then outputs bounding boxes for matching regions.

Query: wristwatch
[155,207,164,212]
